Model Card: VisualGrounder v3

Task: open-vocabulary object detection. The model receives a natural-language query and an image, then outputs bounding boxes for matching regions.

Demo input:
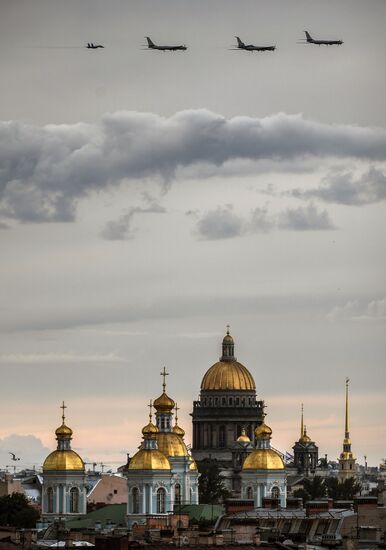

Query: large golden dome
[129,449,171,470]
[242,449,284,470]
[43,450,84,471]
[201,361,255,391]
[156,432,189,457]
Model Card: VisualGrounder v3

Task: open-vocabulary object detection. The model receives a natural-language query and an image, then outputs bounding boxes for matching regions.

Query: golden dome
[189,458,198,470]
[243,449,284,470]
[237,428,251,443]
[223,333,234,344]
[55,423,73,437]
[340,451,356,460]
[156,432,189,457]
[129,449,171,470]
[142,421,159,437]
[299,427,311,444]
[153,391,175,412]
[43,450,84,471]
[173,424,185,437]
[201,361,255,391]
[255,422,272,439]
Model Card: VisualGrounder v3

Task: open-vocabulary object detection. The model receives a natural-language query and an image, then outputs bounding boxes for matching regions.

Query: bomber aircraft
[302,31,343,46]
[86,42,104,49]
[234,36,276,52]
[145,37,187,51]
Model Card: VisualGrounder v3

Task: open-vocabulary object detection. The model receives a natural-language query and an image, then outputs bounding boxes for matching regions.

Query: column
[55,486,59,514]
[142,486,146,514]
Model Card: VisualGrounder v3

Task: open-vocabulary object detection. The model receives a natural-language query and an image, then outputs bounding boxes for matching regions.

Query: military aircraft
[302,31,343,46]
[145,37,187,51]
[234,36,276,52]
[86,42,104,49]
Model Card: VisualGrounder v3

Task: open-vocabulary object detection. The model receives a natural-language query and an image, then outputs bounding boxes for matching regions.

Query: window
[222,397,226,406]
[113,489,118,494]
[229,397,233,406]
[70,487,79,513]
[215,398,218,405]
[47,487,54,513]
[247,486,253,499]
[175,483,181,505]
[271,486,280,499]
[235,398,239,406]
[219,425,226,448]
[132,487,140,514]
[157,488,166,513]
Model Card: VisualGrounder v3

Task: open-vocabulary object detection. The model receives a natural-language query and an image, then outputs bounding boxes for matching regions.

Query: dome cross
[160,366,169,392]
[60,401,67,424]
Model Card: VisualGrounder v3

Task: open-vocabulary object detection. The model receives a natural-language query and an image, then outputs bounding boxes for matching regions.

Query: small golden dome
[153,391,175,412]
[255,422,272,439]
[237,428,251,443]
[55,423,73,438]
[189,458,198,470]
[299,427,311,444]
[129,449,171,470]
[142,421,159,437]
[172,424,185,437]
[156,432,189,457]
[43,450,84,471]
[223,334,234,344]
[201,361,255,391]
[243,449,284,470]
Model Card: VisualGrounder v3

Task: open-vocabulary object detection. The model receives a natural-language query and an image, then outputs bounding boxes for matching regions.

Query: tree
[325,477,361,500]
[198,459,231,504]
[0,493,40,528]
[293,476,326,504]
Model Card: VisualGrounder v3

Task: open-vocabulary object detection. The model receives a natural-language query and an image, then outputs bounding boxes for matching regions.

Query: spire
[345,377,350,439]
[300,403,304,438]
[55,402,73,449]
[220,325,236,362]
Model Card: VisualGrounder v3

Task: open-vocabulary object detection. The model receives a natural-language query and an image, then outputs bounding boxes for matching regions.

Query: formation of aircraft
[82,31,343,52]
[301,31,343,46]
[86,42,104,49]
[234,36,276,52]
[145,37,187,51]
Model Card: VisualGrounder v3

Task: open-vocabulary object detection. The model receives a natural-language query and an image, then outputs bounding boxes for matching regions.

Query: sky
[0,0,385,472]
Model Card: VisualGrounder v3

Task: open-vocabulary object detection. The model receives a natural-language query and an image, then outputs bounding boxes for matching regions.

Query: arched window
[156,488,166,513]
[70,487,79,513]
[271,486,280,499]
[246,486,253,500]
[175,483,181,505]
[219,425,226,448]
[132,487,140,514]
[47,487,54,513]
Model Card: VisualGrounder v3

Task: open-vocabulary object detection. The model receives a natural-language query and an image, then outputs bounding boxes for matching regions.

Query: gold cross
[148,399,153,421]
[174,402,180,423]
[160,366,169,392]
[60,401,67,423]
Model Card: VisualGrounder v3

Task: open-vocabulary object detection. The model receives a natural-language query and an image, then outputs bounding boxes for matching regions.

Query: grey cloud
[326,297,386,322]
[101,203,166,240]
[277,204,334,231]
[195,203,333,240]
[293,167,386,205]
[1,110,386,224]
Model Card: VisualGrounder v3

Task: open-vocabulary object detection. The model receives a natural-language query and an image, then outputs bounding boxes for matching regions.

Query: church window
[246,486,253,499]
[222,397,226,406]
[219,425,226,448]
[132,487,140,514]
[47,487,54,513]
[209,398,213,405]
[70,487,79,513]
[215,397,218,405]
[271,486,280,499]
[235,397,239,406]
[157,488,166,513]
[175,483,181,505]
[229,397,233,405]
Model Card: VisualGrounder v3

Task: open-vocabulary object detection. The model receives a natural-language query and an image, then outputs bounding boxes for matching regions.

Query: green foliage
[0,492,40,528]
[325,477,361,500]
[293,476,326,504]
[198,459,231,504]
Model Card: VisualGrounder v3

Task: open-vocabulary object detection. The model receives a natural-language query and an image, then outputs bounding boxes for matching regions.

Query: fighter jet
[302,31,343,46]
[145,37,187,51]
[86,42,104,49]
[234,36,276,52]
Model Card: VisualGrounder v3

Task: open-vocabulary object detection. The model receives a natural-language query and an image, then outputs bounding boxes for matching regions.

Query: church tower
[292,404,318,474]
[191,328,265,492]
[338,378,356,480]
[42,403,86,519]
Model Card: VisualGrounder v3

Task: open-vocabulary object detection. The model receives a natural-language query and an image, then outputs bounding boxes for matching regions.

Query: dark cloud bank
[1,109,386,225]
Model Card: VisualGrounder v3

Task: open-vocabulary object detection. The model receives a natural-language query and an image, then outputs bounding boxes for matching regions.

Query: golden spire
[345,377,350,439]
[160,366,169,392]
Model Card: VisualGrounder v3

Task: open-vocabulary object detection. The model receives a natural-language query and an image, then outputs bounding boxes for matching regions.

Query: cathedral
[292,405,319,474]
[126,371,199,527]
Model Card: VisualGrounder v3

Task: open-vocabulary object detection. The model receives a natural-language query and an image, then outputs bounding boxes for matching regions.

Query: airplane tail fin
[235,36,244,48]
[146,37,155,48]
[305,31,313,42]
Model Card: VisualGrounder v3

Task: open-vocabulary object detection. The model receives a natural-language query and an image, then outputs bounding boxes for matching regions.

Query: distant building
[338,378,357,480]
[87,474,128,507]
[41,403,87,519]
[292,404,318,474]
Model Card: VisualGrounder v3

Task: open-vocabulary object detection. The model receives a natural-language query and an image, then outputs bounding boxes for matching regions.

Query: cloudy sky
[0,0,385,471]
